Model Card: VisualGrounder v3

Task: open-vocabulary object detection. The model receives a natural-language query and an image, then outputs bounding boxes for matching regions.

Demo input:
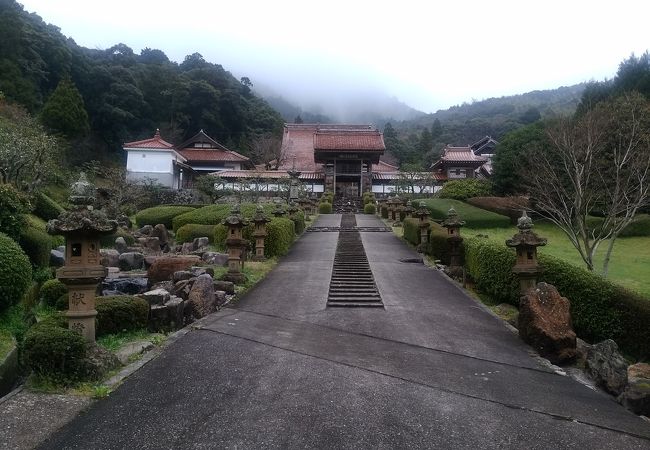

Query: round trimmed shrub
[0,232,32,312]
[55,293,69,311]
[23,320,87,382]
[135,206,197,229]
[95,295,149,336]
[364,203,376,214]
[176,224,217,244]
[319,202,332,214]
[265,218,295,257]
[439,179,492,201]
[40,279,67,307]
[290,210,305,235]
[620,214,650,237]
[33,191,65,221]
[19,226,52,268]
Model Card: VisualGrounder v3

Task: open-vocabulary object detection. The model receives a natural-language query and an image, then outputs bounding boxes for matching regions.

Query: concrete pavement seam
[196,326,650,442]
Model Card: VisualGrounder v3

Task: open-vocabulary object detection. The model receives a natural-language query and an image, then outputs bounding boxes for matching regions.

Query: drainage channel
[327,214,383,308]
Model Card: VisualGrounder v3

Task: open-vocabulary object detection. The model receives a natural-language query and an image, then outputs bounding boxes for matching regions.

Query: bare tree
[396,163,437,194]
[249,133,286,170]
[522,92,650,275]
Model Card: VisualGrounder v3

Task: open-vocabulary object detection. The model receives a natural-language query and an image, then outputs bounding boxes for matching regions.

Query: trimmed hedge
[22,319,87,382]
[381,204,389,219]
[33,191,65,221]
[462,236,650,360]
[619,214,650,237]
[135,206,197,228]
[172,203,275,231]
[364,203,376,214]
[176,224,218,244]
[40,279,67,307]
[439,179,492,200]
[466,196,529,223]
[319,202,332,214]
[96,295,149,336]
[403,218,421,245]
[19,226,52,268]
[290,210,306,235]
[416,198,510,229]
[0,183,30,240]
[0,232,32,312]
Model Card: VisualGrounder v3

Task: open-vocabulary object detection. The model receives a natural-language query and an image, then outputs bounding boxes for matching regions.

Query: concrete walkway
[39,214,650,449]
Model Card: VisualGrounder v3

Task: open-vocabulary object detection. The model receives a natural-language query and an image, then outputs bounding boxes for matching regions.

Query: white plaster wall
[126,150,173,173]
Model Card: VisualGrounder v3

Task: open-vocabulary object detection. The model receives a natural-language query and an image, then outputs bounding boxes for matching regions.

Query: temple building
[430,136,497,181]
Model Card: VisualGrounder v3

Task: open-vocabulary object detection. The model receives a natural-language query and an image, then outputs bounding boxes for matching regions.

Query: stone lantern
[506,211,547,294]
[442,207,465,275]
[221,205,249,284]
[388,196,399,222]
[287,155,301,202]
[377,199,385,217]
[47,173,117,342]
[297,197,312,219]
[403,200,415,219]
[287,201,300,217]
[413,202,431,252]
[251,205,271,261]
[273,201,286,218]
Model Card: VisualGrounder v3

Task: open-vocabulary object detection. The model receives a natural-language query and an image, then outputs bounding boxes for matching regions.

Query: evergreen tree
[39,77,89,137]
[430,118,442,140]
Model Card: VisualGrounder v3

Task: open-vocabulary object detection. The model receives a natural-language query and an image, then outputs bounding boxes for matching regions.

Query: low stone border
[0,338,19,397]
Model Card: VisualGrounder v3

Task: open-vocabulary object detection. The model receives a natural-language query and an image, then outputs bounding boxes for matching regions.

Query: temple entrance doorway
[335,179,360,197]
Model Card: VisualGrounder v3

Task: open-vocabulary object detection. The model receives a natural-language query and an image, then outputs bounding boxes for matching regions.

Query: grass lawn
[464,222,650,298]
[416,198,511,228]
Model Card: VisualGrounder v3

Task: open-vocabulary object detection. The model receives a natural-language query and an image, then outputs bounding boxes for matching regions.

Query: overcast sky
[19,0,650,113]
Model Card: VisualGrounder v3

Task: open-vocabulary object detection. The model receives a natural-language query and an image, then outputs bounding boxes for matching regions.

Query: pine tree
[39,77,89,137]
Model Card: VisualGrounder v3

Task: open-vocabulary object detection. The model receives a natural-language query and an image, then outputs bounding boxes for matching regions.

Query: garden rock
[213,280,235,295]
[173,280,192,300]
[585,339,628,395]
[151,224,169,245]
[118,252,145,271]
[618,363,650,416]
[100,249,120,267]
[136,225,153,236]
[518,282,576,364]
[102,278,148,296]
[141,288,170,305]
[202,252,228,266]
[143,237,161,254]
[147,255,201,285]
[115,340,154,365]
[214,290,227,306]
[115,237,128,254]
[186,274,216,319]
[165,297,185,329]
[149,304,169,331]
[116,214,132,229]
[50,249,65,267]
[84,344,121,380]
[190,267,214,278]
[172,271,193,282]
[193,237,209,250]
[180,242,194,254]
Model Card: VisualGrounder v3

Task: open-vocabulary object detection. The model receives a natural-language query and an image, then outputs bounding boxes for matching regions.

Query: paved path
[40,214,650,449]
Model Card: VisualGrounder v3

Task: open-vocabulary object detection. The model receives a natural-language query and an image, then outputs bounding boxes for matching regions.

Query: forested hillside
[0,0,283,165]
[384,84,585,167]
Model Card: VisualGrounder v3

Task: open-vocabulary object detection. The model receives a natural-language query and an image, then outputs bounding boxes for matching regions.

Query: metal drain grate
[327,214,383,308]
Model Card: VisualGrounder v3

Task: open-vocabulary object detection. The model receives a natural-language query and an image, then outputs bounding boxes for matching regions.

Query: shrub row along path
[40,214,649,449]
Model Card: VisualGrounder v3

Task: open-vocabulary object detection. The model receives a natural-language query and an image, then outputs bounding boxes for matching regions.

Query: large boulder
[100,249,120,267]
[142,237,161,254]
[619,363,650,416]
[151,224,170,245]
[518,282,577,364]
[186,274,217,319]
[202,252,228,266]
[140,288,171,306]
[213,280,235,295]
[147,255,201,285]
[115,237,128,254]
[585,339,628,396]
[102,277,148,295]
[193,237,209,251]
[118,252,145,271]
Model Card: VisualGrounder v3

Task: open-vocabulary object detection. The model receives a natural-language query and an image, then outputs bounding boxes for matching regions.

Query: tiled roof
[470,136,499,155]
[123,129,174,149]
[212,169,324,181]
[314,130,385,151]
[178,149,250,163]
[441,146,487,162]
[372,160,399,173]
[373,172,447,181]
[279,126,320,171]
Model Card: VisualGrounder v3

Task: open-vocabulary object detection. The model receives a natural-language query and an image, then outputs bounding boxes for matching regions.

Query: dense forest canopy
[0,0,283,165]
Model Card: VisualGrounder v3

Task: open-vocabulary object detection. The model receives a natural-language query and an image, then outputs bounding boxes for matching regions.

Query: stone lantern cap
[506,211,547,248]
[403,200,415,214]
[442,207,466,229]
[47,173,117,236]
[273,202,286,216]
[222,204,249,227]
[252,205,271,225]
[287,201,300,215]
[413,201,431,221]
[287,168,301,179]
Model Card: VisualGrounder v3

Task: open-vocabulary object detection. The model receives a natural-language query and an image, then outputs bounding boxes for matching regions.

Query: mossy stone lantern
[506,211,547,294]
[403,200,415,219]
[413,201,431,252]
[388,196,399,222]
[221,205,249,284]
[273,201,286,218]
[47,173,117,342]
[252,205,271,261]
[287,201,300,217]
[297,197,312,219]
[442,207,465,274]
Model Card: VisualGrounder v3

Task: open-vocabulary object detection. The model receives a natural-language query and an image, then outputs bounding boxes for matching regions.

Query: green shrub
[319,202,332,214]
[55,293,68,311]
[26,214,64,248]
[0,232,32,312]
[99,228,136,248]
[213,217,295,258]
[364,203,376,214]
[426,224,457,265]
[95,295,149,337]
[176,224,217,243]
[22,320,87,382]
[461,237,650,360]
[290,210,306,234]
[439,179,492,201]
[0,184,31,240]
[403,218,421,245]
[362,192,376,205]
[33,191,65,221]
[40,279,67,307]
[416,198,510,229]
[172,203,275,231]
[135,206,197,229]
[19,226,52,268]
[619,214,650,237]
[381,204,389,219]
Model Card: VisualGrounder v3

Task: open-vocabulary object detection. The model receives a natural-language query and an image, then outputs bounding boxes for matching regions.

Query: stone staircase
[332,196,362,214]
